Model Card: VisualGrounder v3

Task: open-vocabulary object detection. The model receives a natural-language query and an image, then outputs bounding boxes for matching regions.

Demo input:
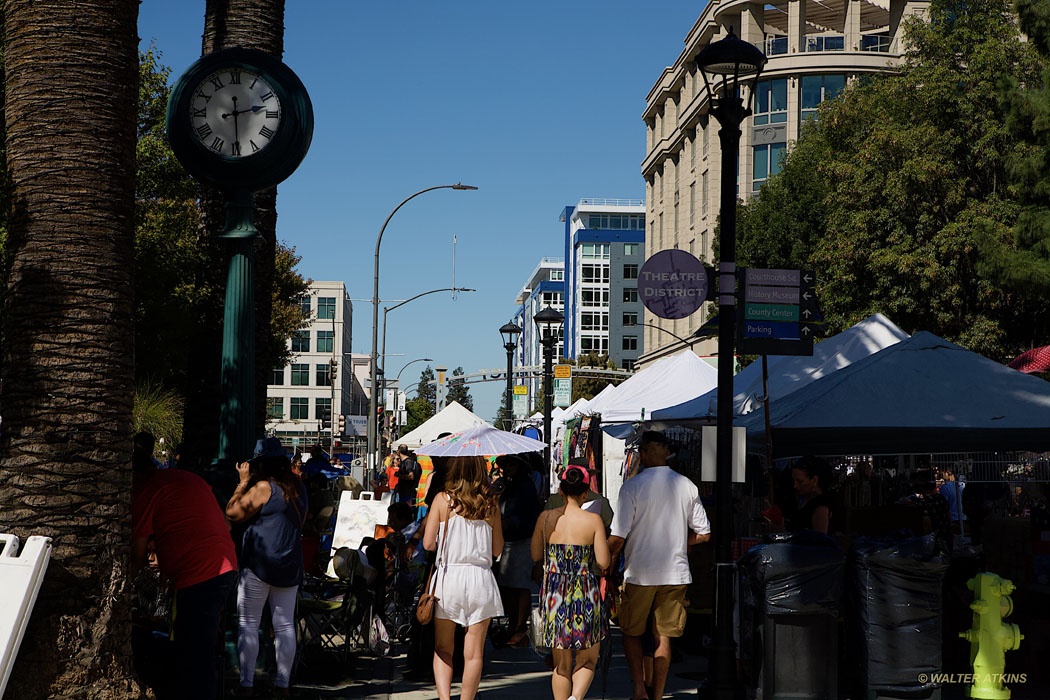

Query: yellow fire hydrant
[959,572,1023,699]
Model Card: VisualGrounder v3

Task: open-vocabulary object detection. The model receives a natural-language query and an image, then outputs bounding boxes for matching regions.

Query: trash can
[847,533,949,700]
[738,531,845,700]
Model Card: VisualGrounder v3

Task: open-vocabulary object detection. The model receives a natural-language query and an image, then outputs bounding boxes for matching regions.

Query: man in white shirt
[610,431,711,700]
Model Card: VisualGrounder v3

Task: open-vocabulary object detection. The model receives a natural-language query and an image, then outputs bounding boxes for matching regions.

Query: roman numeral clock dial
[167,47,313,194]
[189,68,281,159]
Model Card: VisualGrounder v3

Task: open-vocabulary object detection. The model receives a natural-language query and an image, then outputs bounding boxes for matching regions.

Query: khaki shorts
[618,583,688,638]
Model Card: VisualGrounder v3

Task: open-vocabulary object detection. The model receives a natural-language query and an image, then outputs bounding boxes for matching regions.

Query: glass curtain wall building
[560,199,645,370]
[638,0,928,367]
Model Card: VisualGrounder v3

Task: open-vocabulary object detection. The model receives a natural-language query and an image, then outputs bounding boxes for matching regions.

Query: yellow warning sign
[513,385,528,395]
[554,365,572,379]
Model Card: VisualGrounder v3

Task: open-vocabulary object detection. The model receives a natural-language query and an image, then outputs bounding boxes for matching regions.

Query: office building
[561,199,646,370]
[266,281,353,451]
[513,257,565,410]
[638,0,927,367]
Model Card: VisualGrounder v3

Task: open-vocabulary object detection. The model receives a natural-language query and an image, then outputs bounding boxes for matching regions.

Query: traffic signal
[321,408,331,430]
[329,358,337,382]
[336,414,346,434]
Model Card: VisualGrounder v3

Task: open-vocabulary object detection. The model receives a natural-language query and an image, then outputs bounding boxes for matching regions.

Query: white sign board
[700,426,746,483]
[327,491,391,576]
[554,378,572,407]
[513,392,528,418]
[0,535,52,699]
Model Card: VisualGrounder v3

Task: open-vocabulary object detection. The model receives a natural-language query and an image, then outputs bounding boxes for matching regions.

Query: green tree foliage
[416,365,436,406]
[736,0,1050,359]
[135,47,307,398]
[980,0,1050,297]
[568,352,621,403]
[447,366,473,410]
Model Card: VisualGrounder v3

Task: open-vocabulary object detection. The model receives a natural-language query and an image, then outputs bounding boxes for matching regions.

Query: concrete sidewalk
[290,626,707,699]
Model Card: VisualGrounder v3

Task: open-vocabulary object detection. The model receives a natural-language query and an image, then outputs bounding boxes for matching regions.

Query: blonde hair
[444,456,495,520]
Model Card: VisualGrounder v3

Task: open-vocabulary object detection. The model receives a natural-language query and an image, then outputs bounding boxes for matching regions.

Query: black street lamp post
[533,307,564,476]
[695,29,766,700]
[499,322,522,430]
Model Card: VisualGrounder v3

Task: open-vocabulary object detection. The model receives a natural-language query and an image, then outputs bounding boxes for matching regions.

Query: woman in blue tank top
[226,438,308,697]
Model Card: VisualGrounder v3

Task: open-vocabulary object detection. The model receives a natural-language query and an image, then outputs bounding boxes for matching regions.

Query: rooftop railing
[577,198,645,207]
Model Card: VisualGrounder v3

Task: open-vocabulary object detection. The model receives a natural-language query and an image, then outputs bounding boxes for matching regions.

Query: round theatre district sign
[638,249,709,319]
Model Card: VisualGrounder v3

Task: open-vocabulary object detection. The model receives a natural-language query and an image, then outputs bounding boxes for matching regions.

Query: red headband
[563,465,589,482]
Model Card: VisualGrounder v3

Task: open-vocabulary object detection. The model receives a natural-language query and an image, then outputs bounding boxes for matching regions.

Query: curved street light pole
[367,184,477,482]
[381,287,476,386]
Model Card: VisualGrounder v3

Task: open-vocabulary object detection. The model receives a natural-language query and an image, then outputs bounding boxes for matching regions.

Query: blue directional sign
[743,321,800,339]
[737,268,819,356]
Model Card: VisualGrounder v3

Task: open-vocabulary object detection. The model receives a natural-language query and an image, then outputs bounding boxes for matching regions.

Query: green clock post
[167,48,313,464]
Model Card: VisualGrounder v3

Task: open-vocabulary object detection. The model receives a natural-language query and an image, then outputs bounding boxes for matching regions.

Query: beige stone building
[636,0,928,368]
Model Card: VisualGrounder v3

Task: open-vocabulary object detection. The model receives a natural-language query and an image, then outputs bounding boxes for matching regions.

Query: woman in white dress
[423,455,504,700]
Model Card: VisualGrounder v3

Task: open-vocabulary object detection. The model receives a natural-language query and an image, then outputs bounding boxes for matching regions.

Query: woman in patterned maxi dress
[531,465,611,700]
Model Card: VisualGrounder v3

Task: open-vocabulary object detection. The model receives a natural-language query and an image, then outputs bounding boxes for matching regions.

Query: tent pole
[763,354,775,505]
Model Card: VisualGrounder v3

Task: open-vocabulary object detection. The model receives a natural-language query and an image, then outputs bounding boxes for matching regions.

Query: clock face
[189,68,282,159]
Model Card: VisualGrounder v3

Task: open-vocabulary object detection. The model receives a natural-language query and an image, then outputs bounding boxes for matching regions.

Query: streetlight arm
[628,321,692,347]
[385,287,475,315]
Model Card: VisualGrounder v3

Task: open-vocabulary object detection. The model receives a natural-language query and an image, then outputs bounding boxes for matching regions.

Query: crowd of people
[129,426,883,700]
[130,433,308,698]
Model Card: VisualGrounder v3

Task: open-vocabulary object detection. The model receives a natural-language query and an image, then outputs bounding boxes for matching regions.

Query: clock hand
[231,96,241,144]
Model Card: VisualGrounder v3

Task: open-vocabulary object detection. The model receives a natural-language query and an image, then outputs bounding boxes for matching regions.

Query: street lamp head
[499,321,522,347]
[452,183,479,190]
[695,28,767,115]
[533,306,564,345]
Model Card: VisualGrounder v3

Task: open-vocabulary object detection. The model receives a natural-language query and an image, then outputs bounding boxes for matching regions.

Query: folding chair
[293,547,377,676]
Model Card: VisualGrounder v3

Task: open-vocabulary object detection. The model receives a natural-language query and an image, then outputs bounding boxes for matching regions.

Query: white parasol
[416,424,546,457]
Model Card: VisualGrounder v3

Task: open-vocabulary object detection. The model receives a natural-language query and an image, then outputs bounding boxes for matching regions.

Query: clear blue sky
[138,1,704,421]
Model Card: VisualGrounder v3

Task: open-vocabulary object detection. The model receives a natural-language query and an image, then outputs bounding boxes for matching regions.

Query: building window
[622,359,636,371]
[581,289,610,306]
[266,397,283,420]
[291,331,309,353]
[753,142,787,190]
[317,330,334,353]
[298,295,311,317]
[580,312,609,331]
[291,363,310,386]
[690,136,696,170]
[755,142,789,192]
[861,33,891,52]
[623,336,638,351]
[541,291,563,307]
[316,363,331,386]
[624,243,640,257]
[623,312,639,327]
[801,74,846,121]
[290,397,308,420]
[550,269,564,281]
[271,367,285,385]
[623,288,638,303]
[316,398,332,424]
[623,264,638,280]
[763,35,788,55]
[581,243,611,259]
[317,297,336,320]
[702,170,709,217]
[580,335,609,353]
[753,78,788,125]
[689,183,695,226]
[804,34,845,52]
[581,264,610,284]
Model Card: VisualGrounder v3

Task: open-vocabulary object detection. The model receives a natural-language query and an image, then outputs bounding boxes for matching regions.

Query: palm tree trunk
[0,1,140,698]
[182,0,285,463]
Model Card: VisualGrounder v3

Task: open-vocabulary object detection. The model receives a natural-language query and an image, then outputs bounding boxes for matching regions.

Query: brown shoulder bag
[415,506,449,625]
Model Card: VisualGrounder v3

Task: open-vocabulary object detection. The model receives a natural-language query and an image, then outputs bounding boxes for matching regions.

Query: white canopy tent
[652,313,909,422]
[395,401,490,449]
[586,350,719,432]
